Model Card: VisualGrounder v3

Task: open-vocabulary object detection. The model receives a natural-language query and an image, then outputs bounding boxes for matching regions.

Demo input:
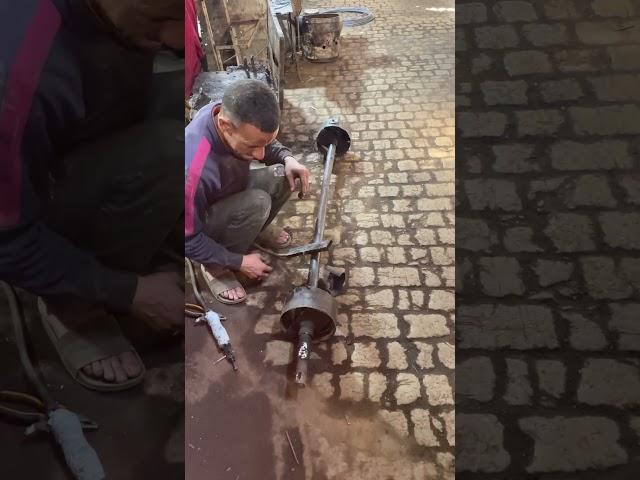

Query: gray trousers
[204,165,291,256]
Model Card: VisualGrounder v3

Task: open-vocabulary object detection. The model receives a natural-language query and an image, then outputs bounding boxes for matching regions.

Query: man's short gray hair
[221,79,280,133]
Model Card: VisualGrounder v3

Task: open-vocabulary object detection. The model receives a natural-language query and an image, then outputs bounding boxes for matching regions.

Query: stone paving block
[457,112,508,137]
[608,45,640,71]
[554,48,608,73]
[457,414,510,472]
[424,374,453,406]
[366,289,395,309]
[331,341,348,365]
[566,174,616,208]
[457,357,496,402]
[551,140,633,171]
[377,267,421,286]
[264,340,293,366]
[465,179,523,211]
[545,213,596,252]
[395,373,421,405]
[609,303,640,350]
[570,105,640,136]
[537,360,566,399]
[410,409,440,447]
[457,3,488,24]
[428,290,455,311]
[349,267,376,287]
[576,21,640,45]
[493,1,537,22]
[458,304,558,349]
[351,342,382,368]
[534,259,574,287]
[600,212,640,249]
[378,410,408,438]
[352,313,400,338]
[516,110,565,136]
[581,257,633,299]
[437,342,454,369]
[481,80,528,105]
[543,0,584,19]
[504,51,553,76]
[457,218,494,251]
[504,358,533,405]
[478,257,525,296]
[590,74,640,102]
[254,314,281,335]
[414,342,434,370]
[405,314,449,339]
[519,417,627,472]
[387,342,408,370]
[492,144,539,173]
[563,311,608,350]
[339,373,365,402]
[619,175,640,205]
[504,228,539,254]
[311,372,334,399]
[522,23,568,46]
[578,359,640,406]
[359,247,382,263]
[475,25,520,49]
[368,372,387,402]
[539,78,584,103]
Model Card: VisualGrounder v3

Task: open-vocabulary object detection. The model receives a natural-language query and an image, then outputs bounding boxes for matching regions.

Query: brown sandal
[256,224,292,250]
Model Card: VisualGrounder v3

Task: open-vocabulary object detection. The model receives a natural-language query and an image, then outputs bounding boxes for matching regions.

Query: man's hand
[284,156,310,198]
[239,252,273,280]
[131,271,184,332]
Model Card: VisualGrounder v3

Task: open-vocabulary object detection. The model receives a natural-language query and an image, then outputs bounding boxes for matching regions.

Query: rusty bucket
[301,13,343,63]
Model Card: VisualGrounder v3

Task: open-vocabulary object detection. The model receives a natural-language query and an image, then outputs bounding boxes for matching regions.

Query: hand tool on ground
[0,281,105,480]
[279,118,351,387]
[185,259,238,371]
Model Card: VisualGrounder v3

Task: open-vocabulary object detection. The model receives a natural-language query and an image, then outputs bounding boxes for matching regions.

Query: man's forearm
[185,231,243,270]
[0,223,137,312]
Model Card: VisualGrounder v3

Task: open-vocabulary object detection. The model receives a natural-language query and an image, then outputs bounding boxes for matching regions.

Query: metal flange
[316,117,351,156]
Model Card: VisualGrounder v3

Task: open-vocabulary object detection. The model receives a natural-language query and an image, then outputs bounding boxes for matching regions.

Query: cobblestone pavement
[457,0,640,477]
[239,0,454,478]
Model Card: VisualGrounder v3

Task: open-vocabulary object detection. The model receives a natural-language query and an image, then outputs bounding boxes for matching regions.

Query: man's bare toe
[91,361,103,378]
[82,365,93,376]
[235,286,246,299]
[119,351,143,378]
[102,360,115,382]
[110,357,127,383]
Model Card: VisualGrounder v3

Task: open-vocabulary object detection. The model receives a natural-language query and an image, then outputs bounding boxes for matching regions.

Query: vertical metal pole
[307,142,337,287]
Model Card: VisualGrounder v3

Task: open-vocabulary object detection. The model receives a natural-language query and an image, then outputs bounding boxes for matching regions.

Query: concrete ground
[186,1,455,479]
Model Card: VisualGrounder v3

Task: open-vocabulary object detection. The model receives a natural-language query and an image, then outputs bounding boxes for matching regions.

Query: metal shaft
[294,320,314,386]
[308,142,337,287]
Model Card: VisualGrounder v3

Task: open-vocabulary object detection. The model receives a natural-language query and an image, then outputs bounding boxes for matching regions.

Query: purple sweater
[184,102,293,269]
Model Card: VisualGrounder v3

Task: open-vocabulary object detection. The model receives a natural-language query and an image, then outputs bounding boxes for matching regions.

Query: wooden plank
[201,1,223,70]
[221,0,241,65]
[266,1,285,107]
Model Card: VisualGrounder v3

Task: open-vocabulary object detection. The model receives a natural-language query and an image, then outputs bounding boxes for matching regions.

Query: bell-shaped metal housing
[280,286,337,342]
[316,117,351,157]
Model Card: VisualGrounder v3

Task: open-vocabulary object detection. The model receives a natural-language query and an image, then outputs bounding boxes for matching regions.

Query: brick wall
[456,0,640,477]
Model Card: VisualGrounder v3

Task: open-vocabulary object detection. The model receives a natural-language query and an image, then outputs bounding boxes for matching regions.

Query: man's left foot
[257,224,292,249]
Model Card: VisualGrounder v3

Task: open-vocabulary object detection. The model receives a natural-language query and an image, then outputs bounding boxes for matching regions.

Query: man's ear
[217,114,235,134]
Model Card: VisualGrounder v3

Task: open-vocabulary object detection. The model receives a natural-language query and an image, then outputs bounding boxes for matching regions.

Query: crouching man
[185,79,310,303]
